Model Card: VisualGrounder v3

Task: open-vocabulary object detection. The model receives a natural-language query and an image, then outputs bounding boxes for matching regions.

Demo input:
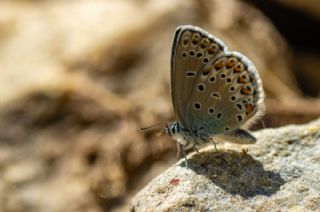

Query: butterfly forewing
[171,25,226,128]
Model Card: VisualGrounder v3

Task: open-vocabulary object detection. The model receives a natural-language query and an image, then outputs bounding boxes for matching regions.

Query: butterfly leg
[176,142,182,159]
[210,138,218,152]
[182,147,188,169]
[182,142,190,169]
[192,143,200,154]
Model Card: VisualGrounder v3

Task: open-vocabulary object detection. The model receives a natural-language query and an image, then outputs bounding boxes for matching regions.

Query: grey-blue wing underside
[170,25,264,137]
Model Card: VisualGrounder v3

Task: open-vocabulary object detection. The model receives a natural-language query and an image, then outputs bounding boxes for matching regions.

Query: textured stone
[131,118,320,211]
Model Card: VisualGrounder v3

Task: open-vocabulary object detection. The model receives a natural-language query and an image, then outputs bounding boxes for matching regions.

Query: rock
[273,0,320,20]
[131,118,320,211]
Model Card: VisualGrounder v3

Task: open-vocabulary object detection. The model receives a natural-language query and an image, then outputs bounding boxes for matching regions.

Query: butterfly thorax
[166,122,210,146]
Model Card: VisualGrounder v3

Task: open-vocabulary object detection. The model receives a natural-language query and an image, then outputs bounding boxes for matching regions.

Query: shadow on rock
[178,149,285,198]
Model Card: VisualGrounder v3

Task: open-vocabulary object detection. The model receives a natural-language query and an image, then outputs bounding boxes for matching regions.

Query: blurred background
[0,0,319,211]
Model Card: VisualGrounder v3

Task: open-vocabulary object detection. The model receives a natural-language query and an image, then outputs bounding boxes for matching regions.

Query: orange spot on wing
[241,86,251,95]
[233,64,242,73]
[214,61,224,70]
[208,44,218,54]
[200,39,210,48]
[238,75,247,83]
[226,59,237,68]
[245,103,254,114]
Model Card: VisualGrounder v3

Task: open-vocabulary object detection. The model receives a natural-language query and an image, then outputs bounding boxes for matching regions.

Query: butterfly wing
[186,51,264,135]
[171,25,264,136]
[171,25,227,128]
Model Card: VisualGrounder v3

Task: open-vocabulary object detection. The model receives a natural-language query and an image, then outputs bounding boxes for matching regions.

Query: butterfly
[141,25,264,168]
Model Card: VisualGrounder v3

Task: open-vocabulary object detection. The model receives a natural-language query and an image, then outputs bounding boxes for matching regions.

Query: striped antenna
[138,121,168,132]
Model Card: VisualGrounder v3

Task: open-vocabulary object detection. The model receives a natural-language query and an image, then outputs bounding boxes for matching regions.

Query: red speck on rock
[169,178,180,186]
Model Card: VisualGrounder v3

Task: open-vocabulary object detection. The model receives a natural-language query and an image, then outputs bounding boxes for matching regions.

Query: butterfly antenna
[138,121,169,132]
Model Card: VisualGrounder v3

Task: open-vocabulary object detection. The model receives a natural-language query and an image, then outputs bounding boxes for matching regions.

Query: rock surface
[131,118,320,211]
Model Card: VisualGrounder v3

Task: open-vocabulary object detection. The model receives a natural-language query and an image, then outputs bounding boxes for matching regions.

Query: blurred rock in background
[245,0,320,97]
[0,0,319,211]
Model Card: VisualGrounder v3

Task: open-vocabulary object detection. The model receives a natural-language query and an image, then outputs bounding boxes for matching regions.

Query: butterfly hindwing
[187,52,264,135]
